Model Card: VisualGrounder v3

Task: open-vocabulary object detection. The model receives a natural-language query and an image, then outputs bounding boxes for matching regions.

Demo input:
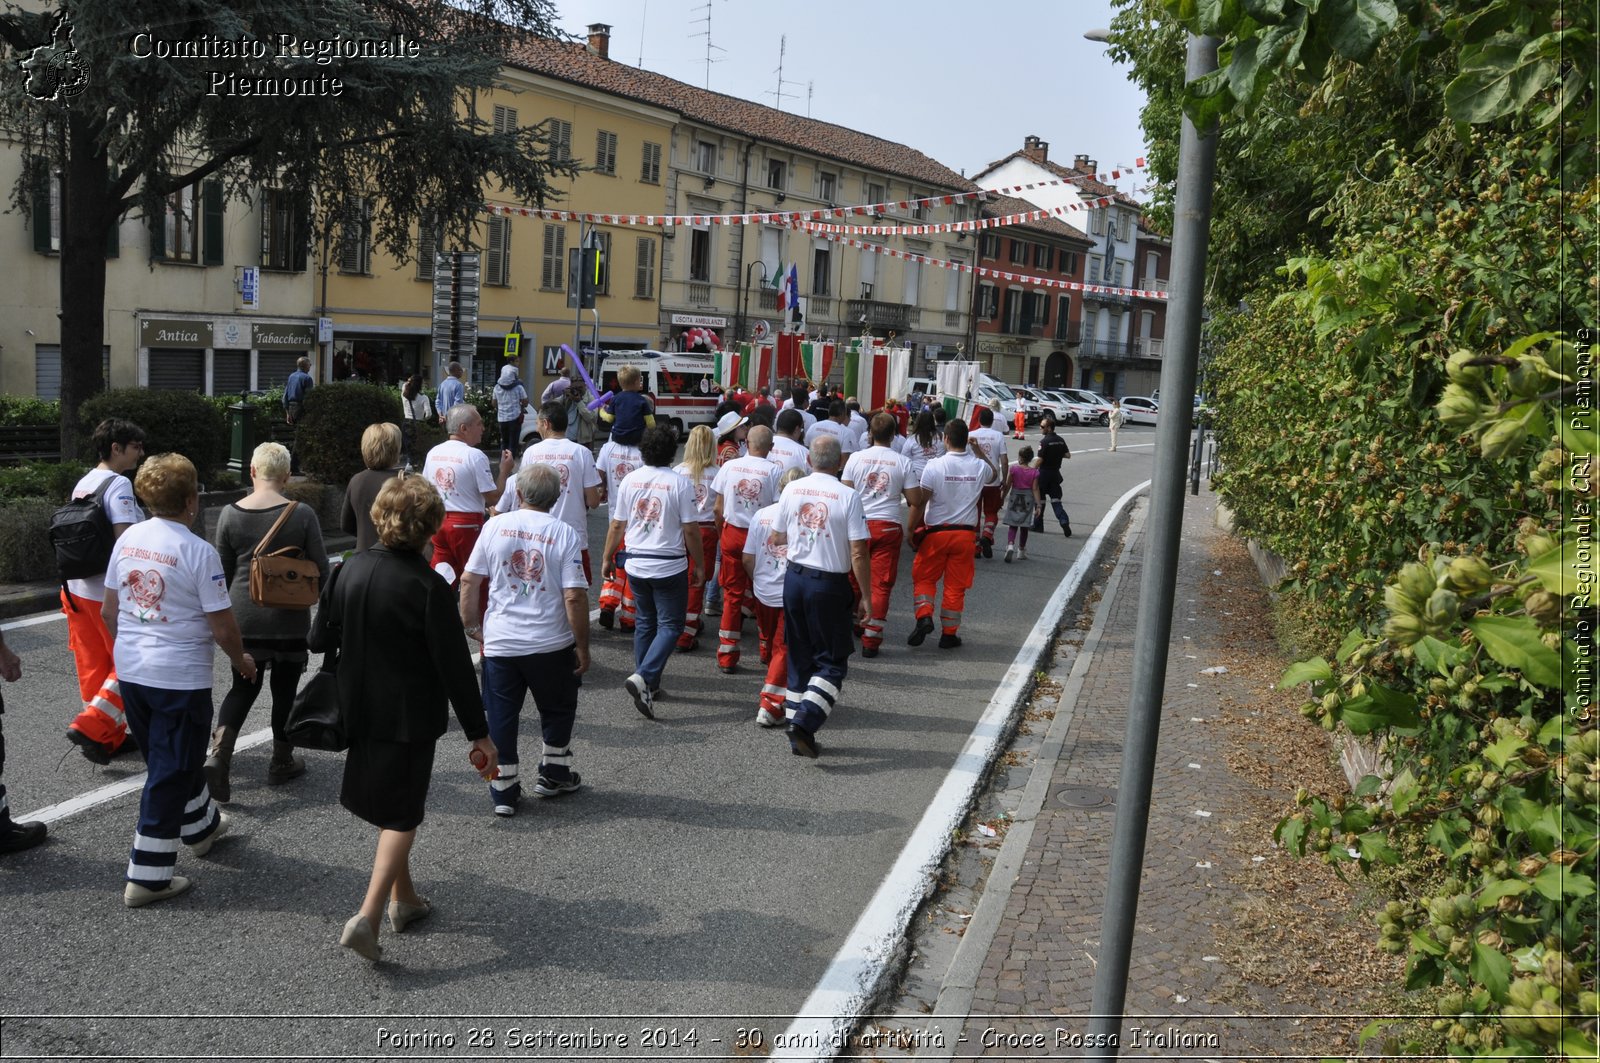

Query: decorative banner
[799,341,836,386]
[714,347,742,392]
[740,341,776,393]
[845,341,911,412]
[776,332,801,383]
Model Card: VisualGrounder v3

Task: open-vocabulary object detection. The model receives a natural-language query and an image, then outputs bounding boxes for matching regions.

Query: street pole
[1084,31,1219,1060]
[740,259,768,350]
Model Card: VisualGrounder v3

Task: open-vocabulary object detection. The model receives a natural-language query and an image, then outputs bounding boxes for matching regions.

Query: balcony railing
[688,283,712,305]
[757,290,778,311]
[1053,318,1082,343]
[1081,288,1133,308]
[1080,337,1166,362]
[1138,275,1169,293]
[809,296,833,319]
[846,299,912,332]
[1138,338,1164,358]
[944,310,963,329]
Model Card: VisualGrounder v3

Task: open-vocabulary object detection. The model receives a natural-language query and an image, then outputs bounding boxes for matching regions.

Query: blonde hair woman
[103,454,256,906]
[207,441,330,802]
[339,423,403,553]
[309,474,496,961]
[673,425,721,651]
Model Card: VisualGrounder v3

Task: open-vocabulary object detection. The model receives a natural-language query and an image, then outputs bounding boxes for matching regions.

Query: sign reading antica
[140,319,213,348]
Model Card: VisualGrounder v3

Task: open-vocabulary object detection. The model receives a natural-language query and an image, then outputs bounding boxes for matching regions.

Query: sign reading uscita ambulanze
[128,32,422,97]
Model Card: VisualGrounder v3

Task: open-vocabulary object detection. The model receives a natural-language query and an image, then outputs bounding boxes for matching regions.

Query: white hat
[715,411,747,438]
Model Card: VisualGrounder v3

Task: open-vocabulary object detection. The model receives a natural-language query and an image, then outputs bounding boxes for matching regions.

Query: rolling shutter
[148,349,204,391]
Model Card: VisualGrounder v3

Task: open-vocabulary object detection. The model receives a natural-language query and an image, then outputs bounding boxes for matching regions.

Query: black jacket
[308,546,487,744]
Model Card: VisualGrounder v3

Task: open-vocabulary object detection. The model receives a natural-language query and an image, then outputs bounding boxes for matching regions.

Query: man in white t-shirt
[62,418,147,764]
[841,412,917,659]
[908,419,999,651]
[846,398,868,440]
[461,464,591,817]
[770,409,812,476]
[595,436,645,632]
[769,436,870,759]
[600,427,703,720]
[424,404,516,594]
[497,402,603,582]
[804,399,860,457]
[743,467,806,727]
[709,426,779,673]
[970,404,1010,558]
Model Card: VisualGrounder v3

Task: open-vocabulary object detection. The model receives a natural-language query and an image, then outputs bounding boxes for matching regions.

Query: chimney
[586,23,611,59]
[1022,135,1049,163]
[1073,153,1090,171]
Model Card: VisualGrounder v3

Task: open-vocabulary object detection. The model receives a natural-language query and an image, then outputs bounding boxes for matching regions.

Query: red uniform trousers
[754,602,789,720]
[912,529,976,636]
[859,520,904,653]
[598,539,636,631]
[62,590,129,753]
[1013,409,1026,439]
[715,523,752,669]
[677,520,721,650]
[979,485,1003,545]
[430,512,487,618]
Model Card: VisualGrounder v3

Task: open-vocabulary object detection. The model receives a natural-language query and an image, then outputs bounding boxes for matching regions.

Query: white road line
[1,609,68,632]
[772,478,1151,1061]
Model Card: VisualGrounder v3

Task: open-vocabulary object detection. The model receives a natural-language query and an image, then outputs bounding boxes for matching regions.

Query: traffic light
[578,232,603,309]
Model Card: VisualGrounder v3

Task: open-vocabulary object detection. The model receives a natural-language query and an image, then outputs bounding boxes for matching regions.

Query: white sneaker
[124,875,191,908]
[1018,549,1029,560]
[756,707,783,728]
[186,810,231,858]
[624,674,655,720]
[1003,544,1016,563]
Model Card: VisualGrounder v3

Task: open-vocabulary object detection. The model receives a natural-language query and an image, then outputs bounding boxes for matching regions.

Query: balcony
[1136,338,1164,358]
[809,296,833,319]
[847,298,913,332]
[1053,318,1083,344]
[688,282,712,305]
[757,290,778,312]
[944,310,963,329]
[1138,275,1169,294]
[1080,337,1165,362]
[1081,288,1134,308]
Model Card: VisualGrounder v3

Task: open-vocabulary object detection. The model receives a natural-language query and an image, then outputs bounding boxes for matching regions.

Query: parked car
[1119,396,1160,426]
[1033,389,1080,425]
[1011,385,1047,425]
[974,375,1022,426]
[1057,387,1113,426]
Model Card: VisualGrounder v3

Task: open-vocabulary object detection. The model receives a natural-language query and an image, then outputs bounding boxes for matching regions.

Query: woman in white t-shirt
[101,454,256,908]
[672,425,721,652]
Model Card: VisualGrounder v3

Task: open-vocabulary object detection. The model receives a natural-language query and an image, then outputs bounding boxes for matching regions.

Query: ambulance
[597,350,719,440]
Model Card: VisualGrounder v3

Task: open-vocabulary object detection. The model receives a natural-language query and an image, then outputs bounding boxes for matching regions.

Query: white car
[1118,396,1160,426]
[1035,389,1082,425]
[1057,388,1113,426]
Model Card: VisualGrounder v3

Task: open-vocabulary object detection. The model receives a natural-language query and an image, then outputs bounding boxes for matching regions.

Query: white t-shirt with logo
[858,430,908,455]
[970,426,1008,479]
[711,455,779,529]
[613,466,698,579]
[742,502,789,608]
[105,517,232,690]
[843,445,915,522]
[423,439,498,514]
[805,418,858,455]
[464,508,587,657]
[906,437,942,486]
[596,440,644,503]
[67,467,144,601]
[774,473,868,574]
[498,438,601,547]
[768,434,812,476]
[920,449,995,527]
[673,463,720,524]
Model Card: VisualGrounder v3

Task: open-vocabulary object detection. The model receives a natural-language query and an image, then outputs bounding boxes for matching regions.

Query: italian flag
[799,340,835,386]
[714,347,743,392]
[846,341,911,411]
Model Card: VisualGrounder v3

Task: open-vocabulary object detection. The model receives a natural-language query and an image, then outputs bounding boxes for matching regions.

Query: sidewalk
[866,491,1395,1059]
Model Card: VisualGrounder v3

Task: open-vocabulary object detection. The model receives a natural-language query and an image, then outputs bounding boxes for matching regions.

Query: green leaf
[1338,693,1385,735]
[1525,541,1595,598]
[1469,940,1512,1002]
[1280,656,1333,688]
[1558,405,1597,456]
[1533,864,1596,901]
[1368,682,1419,730]
[1482,732,1526,770]
[1444,37,1561,124]
[1467,616,1564,687]
[1358,831,1398,865]
[1275,814,1308,856]
[1560,1029,1599,1059]
[1411,929,1445,956]
[1227,35,1271,113]
[1477,878,1530,908]
[1319,0,1400,62]
[1412,635,1462,673]
[1389,767,1417,816]
[1353,774,1382,798]
[1336,628,1366,663]
[1404,950,1442,991]
[1357,1019,1392,1050]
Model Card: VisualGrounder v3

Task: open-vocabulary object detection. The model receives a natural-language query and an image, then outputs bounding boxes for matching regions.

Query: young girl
[1001,446,1042,562]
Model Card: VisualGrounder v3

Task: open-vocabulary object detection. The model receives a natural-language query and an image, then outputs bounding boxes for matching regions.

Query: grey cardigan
[214,501,331,643]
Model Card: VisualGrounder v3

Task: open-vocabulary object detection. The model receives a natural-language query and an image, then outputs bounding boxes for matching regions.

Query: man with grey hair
[424,404,516,596]
[710,424,780,673]
[769,435,871,758]
[460,463,591,817]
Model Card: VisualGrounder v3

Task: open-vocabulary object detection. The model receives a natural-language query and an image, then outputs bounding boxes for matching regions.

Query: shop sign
[670,313,726,328]
[140,318,212,348]
[253,323,317,349]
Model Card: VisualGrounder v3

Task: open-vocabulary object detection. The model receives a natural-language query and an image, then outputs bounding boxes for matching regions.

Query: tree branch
[114,136,264,211]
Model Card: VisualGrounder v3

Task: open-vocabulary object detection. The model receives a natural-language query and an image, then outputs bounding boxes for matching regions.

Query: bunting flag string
[798,195,1116,237]
[795,221,1169,301]
[480,158,1146,230]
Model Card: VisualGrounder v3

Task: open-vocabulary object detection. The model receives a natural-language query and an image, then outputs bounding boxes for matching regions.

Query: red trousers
[980,485,1003,543]
[716,523,751,668]
[755,602,788,719]
[859,520,904,652]
[599,538,636,630]
[912,529,976,635]
[1013,410,1026,438]
[63,590,128,752]
[678,521,720,649]
[431,512,487,619]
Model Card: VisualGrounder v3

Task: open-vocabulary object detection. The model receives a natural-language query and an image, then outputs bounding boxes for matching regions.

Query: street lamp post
[738,259,769,348]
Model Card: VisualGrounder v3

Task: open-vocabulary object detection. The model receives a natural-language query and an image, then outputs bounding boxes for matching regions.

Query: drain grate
[1054,785,1117,810]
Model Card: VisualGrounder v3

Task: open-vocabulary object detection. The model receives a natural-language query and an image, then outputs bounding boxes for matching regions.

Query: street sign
[752,319,771,342]
[430,251,481,362]
[317,316,333,344]
[237,266,260,311]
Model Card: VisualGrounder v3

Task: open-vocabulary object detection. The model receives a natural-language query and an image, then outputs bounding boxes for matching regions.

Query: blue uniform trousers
[782,564,855,735]
[121,682,219,886]
[482,647,581,804]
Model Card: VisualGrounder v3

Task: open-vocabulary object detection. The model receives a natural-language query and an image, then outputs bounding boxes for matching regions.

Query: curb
[772,479,1152,1062]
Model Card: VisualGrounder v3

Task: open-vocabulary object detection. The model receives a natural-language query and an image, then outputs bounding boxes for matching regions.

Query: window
[1090,207,1107,236]
[911,192,927,221]
[164,185,200,263]
[859,246,877,299]
[28,157,60,252]
[1003,288,1023,333]
[1034,244,1053,270]
[689,226,711,282]
[977,283,998,319]
[1008,239,1028,265]
[338,195,371,274]
[1028,291,1050,328]
[812,247,831,296]
[818,172,836,202]
[641,142,662,184]
[540,224,566,290]
[483,215,511,286]
[1059,249,1079,274]
[34,344,109,399]
[550,119,573,163]
[759,228,783,284]
[944,264,964,312]
[1088,257,1101,284]
[416,213,437,280]
[260,188,306,272]
[901,256,921,305]
[865,181,885,208]
[595,130,618,175]
[1057,294,1074,337]
[1116,210,1132,241]
[766,158,785,191]
[696,140,717,174]
[978,232,1000,259]
[635,237,656,298]
[493,104,517,134]
[1111,261,1125,286]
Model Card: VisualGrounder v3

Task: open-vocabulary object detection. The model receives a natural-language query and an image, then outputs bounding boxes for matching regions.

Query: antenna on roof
[637,0,647,66]
[689,0,725,89]
[767,35,799,111]
[806,80,814,118]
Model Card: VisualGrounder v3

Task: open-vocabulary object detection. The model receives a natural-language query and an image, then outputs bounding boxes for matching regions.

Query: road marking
[1,609,67,632]
[772,478,1151,1061]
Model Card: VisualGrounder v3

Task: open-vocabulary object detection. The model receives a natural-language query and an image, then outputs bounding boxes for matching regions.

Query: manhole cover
[1054,786,1117,809]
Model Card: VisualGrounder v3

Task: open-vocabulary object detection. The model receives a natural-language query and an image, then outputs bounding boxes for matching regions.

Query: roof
[505,36,981,194]
[979,148,1143,210]
[981,194,1093,246]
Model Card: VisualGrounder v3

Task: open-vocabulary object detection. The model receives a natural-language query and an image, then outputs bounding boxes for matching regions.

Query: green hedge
[0,461,88,503]
[293,381,401,485]
[0,397,61,427]
[78,389,228,484]
[0,499,59,582]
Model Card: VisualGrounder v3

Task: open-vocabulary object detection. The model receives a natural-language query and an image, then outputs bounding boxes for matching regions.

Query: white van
[598,350,719,439]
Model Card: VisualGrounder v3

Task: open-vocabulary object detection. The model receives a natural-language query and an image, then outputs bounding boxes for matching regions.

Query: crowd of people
[0,373,1089,965]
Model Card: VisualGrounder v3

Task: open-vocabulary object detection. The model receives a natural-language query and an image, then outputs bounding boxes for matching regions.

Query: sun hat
[715,411,747,438]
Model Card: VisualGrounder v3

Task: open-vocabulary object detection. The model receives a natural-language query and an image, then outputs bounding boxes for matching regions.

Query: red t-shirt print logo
[508,548,545,590]
[127,569,166,620]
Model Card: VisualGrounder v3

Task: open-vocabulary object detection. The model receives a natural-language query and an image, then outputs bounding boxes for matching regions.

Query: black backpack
[49,475,118,583]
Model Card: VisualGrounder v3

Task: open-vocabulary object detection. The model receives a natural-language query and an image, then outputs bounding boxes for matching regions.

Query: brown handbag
[248,501,321,609]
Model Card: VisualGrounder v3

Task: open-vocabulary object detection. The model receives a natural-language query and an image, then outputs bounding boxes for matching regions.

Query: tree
[0,0,577,457]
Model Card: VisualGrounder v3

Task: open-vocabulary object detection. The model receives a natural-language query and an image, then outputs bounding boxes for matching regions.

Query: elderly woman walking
[310,474,497,961]
[206,442,329,802]
[340,423,404,553]
[103,454,256,906]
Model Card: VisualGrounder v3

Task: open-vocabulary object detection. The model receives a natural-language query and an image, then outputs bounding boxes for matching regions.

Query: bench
[0,424,62,465]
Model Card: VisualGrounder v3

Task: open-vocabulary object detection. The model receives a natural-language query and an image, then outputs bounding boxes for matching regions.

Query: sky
[550,0,1152,198]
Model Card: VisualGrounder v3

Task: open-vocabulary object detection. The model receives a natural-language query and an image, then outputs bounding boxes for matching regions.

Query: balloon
[587,390,613,411]
[561,344,603,398]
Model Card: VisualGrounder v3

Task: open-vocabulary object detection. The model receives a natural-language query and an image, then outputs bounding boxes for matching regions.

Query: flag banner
[776,332,802,383]
[744,342,775,392]
[843,342,863,403]
[799,341,835,386]
[935,360,977,400]
[858,346,911,411]
[717,347,744,392]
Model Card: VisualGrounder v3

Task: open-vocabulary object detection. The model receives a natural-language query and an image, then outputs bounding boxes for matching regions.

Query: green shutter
[31,160,52,254]
[292,202,308,272]
[148,197,165,259]
[105,169,120,258]
[202,180,224,265]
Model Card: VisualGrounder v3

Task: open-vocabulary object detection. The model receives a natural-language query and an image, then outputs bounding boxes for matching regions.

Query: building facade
[970,195,1091,387]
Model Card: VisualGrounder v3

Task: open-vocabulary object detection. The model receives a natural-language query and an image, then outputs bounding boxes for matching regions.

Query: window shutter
[201,181,224,264]
[485,216,509,286]
[31,160,52,254]
[417,216,437,280]
[259,188,272,266]
[339,197,361,273]
[635,237,654,298]
[291,200,308,272]
[148,197,165,259]
[542,224,565,290]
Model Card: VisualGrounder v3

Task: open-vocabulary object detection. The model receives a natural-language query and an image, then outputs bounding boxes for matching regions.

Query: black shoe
[0,819,47,854]
[67,729,111,766]
[907,617,934,647]
[718,663,739,675]
[598,608,615,630]
[861,646,879,658]
[939,633,963,649]
[981,538,994,559]
[786,725,819,759]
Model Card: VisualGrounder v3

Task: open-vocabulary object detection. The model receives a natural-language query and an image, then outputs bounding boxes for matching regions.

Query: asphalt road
[0,425,1156,1061]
